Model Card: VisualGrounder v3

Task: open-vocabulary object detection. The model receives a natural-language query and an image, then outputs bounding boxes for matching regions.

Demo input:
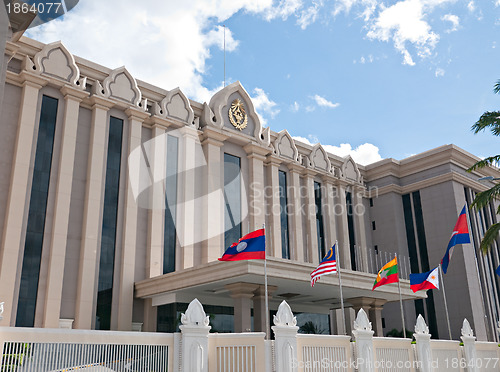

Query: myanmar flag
[372,257,399,290]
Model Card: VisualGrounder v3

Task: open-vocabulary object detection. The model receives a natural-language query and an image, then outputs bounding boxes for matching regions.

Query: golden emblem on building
[228,99,248,131]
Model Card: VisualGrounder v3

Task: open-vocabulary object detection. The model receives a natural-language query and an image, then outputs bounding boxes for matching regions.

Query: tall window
[96,116,123,330]
[346,191,356,270]
[278,171,290,259]
[16,95,58,327]
[164,135,179,274]
[224,153,241,248]
[314,182,326,260]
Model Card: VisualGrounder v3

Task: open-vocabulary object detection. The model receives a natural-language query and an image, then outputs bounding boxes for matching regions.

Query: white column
[42,86,89,328]
[414,314,433,372]
[335,181,351,270]
[225,282,258,333]
[74,96,114,329]
[304,172,319,264]
[352,308,375,372]
[288,164,304,262]
[116,108,149,331]
[0,74,47,326]
[461,318,479,372]
[265,156,282,258]
[353,186,369,272]
[272,301,299,372]
[180,299,211,372]
[179,127,199,269]
[253,284,277,334]
[201,128,227,263]
[146,124,166,278]
[321,176,338,249]
[244,144,269,232]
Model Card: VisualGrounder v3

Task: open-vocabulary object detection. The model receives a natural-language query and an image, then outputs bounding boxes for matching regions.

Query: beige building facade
[0,30,498,340]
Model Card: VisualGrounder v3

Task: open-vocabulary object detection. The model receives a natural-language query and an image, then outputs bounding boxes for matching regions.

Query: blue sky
[28,0,500,164]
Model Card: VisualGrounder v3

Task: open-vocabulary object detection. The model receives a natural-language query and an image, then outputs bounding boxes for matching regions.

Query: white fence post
[272,300,299,372]
[179,298,211,372]
[352,308,374,372]
[413,314,432,372]
[461,318,478,372]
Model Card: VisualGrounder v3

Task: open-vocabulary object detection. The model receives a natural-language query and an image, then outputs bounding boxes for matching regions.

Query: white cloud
[251,88,280,125]
[366,0,457,66]
[441,14,459,33]
[27,0,306,103]
[467,1,475,12]
[312,94,340,108]
[496,0,500,7]
[297,1,322,29]
[333,0,378,21]
[292,136,383,165]
[435,67,445,77]
[291,101,300,112]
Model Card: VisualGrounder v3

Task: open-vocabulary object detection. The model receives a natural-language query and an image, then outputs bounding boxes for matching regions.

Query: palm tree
[467,79,500,253]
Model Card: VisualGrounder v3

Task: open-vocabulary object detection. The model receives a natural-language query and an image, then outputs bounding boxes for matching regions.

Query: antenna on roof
[223,24,226,87]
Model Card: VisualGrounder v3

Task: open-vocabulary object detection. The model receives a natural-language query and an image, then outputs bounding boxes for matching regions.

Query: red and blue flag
[410,267,439,293]
[219,229,266,261]
[310,245,337,287]
[441,206,471,274]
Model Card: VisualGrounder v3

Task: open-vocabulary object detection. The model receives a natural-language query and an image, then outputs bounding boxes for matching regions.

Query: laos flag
[441,206,471,274]
[219,229,266,261]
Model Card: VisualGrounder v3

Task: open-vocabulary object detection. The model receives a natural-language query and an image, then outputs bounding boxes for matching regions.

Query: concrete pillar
[200,128,227,263]
[253,284,278,334]
[74,96,114,329]
[304,172,319,264]
[179,299,211,372]
[0,73,47,326]
[335,181,351,270]
[244,144,269,232]
[42,86,89,328]
[414,314,432,372]
[272,301,299,372]
[265,155,282,258]
[179,127,199,269]
[352,308,375,372]
[369,300,386,337]
[350,297,374,315]
[288,164,304,262]
[225,282,259,333]
[322,177,338,250]
[353,186,369,272]
[116,107,149,331]
[146,124,166,278]
[142,298,157,332]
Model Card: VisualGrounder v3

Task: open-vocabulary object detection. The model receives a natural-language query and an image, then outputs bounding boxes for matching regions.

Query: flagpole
[439,263,452,340]
[263,224,270,340]
[336,241,346,335]
[396,253,407,338]
[465,204,495,342]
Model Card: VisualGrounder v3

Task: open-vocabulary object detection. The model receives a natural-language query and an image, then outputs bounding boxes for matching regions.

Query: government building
[0,16,499,342]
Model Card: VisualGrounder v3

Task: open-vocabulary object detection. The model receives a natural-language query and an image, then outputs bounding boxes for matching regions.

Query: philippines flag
[441,206,471,274]
[410,267,439,293]
[218,229,266,261]
[310,245,337,287]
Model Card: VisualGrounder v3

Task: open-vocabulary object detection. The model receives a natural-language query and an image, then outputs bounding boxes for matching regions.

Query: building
[0,25,499,341]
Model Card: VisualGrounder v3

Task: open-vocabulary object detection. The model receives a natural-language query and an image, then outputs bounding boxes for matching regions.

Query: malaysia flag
[441,206,471,274]
[219,229,266,261]
[310,245,337,287]
[410,267,439,293]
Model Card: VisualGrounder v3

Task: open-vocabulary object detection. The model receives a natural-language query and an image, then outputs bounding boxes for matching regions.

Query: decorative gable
[273,130,298,162]
[341,156,361,183]
[103,66,141,107]
[160,87,195,126]
[208,81,270,146]
[33,41,79,86]
[311,144,331,173]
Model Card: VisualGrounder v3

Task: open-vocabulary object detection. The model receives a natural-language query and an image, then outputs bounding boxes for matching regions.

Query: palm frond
[479,222,500,254]
[494,80,500,95]
[467,155,500,172]
[470,184,500,210]
[471,112,500,135]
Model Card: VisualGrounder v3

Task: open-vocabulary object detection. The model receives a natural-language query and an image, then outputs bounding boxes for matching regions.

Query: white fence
[1,299,500,372]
